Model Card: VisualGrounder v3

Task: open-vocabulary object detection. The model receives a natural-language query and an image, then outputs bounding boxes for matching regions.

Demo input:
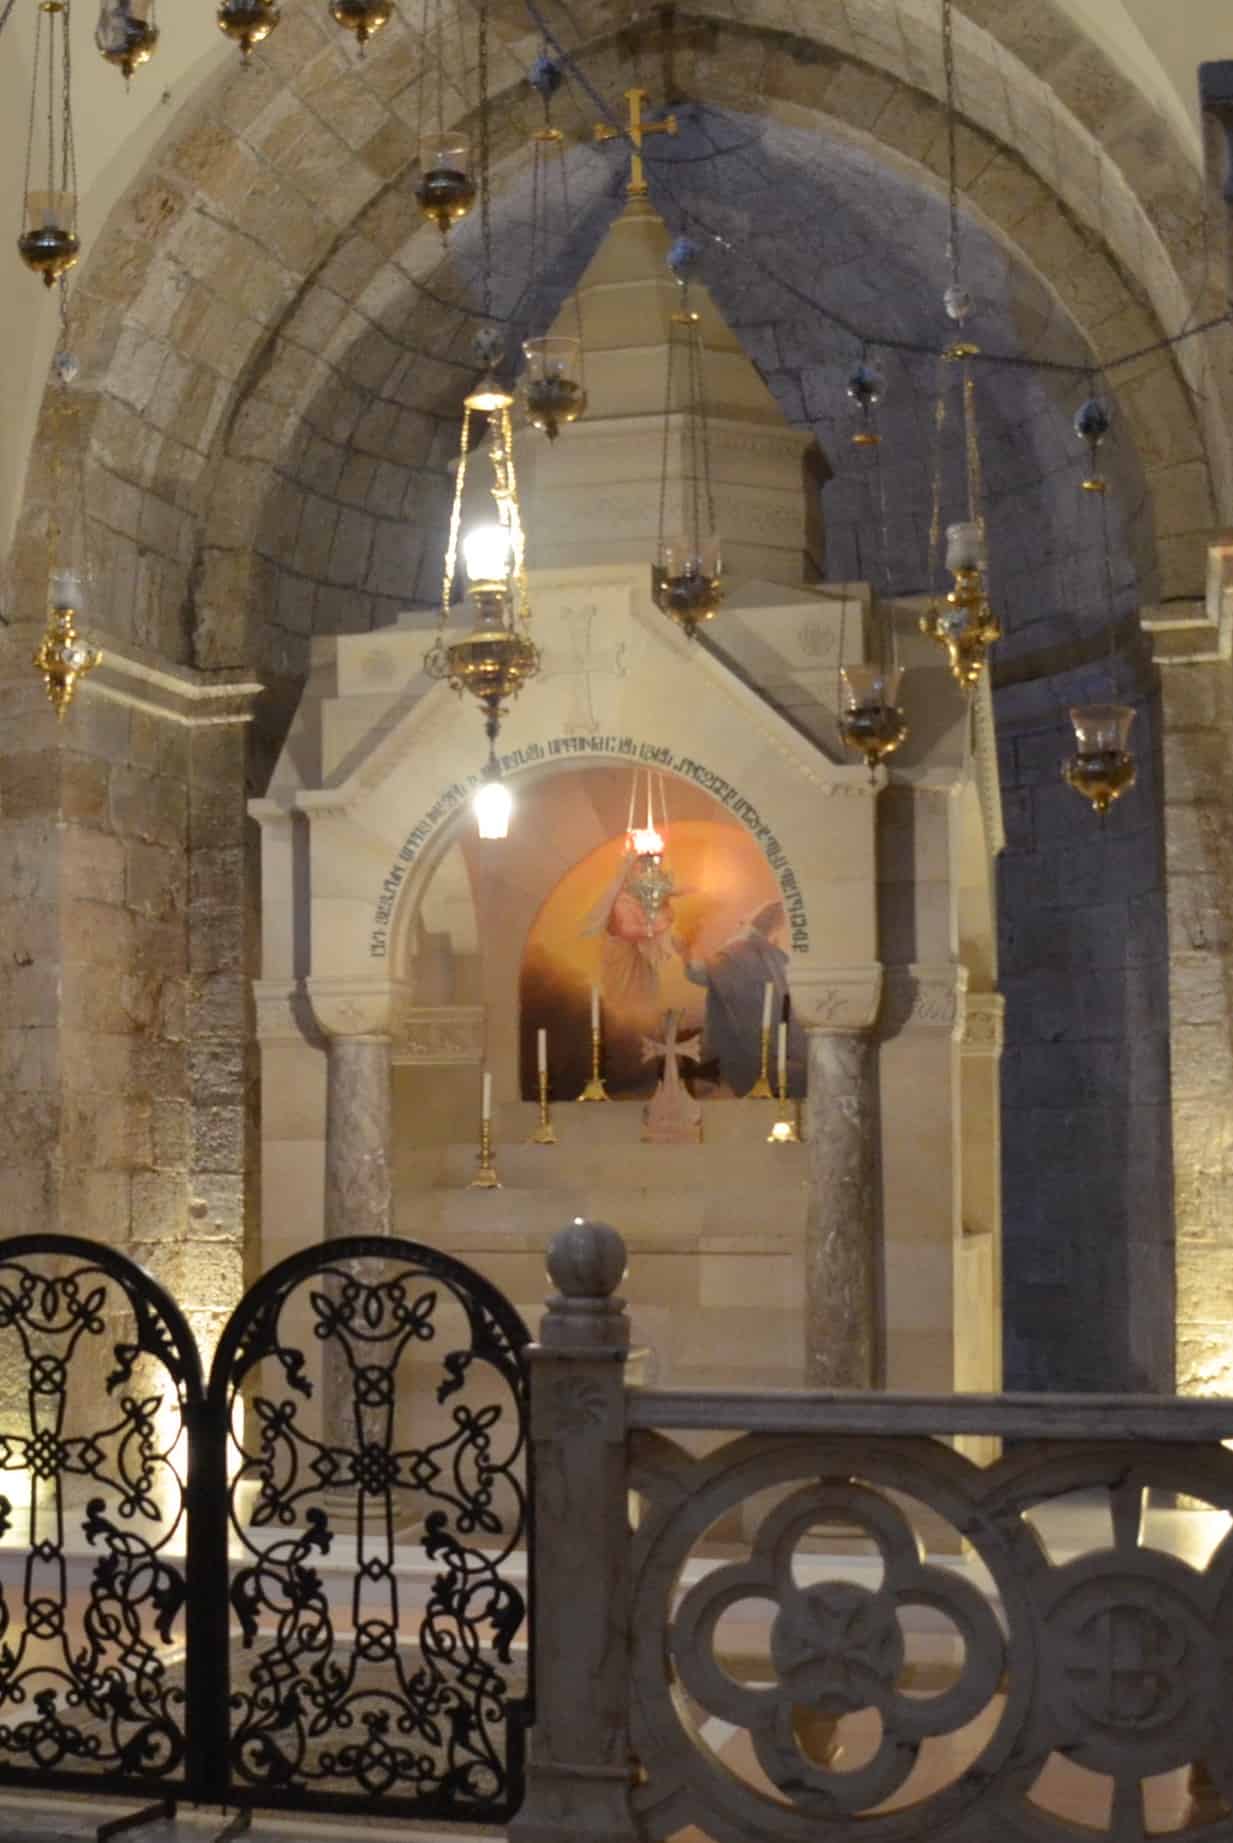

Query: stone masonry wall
[1161,657,1233,1395]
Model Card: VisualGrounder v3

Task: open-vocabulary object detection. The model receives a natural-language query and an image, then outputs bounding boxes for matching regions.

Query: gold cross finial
[594,87,678,198]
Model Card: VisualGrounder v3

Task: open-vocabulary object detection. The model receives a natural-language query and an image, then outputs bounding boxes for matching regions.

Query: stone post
[510,1219,640,1843]
[803,1028,879,1389]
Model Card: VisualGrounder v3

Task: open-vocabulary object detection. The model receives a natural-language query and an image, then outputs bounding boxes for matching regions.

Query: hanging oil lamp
[522,335,586,441]
[622,773,677,935]
[1062,705,1136,818]
[416,133,476,235]
[653,260,722,636]
[424,369,539,744]
[35,572,100,719]
[1075,396,1112,493]
[847,361,883,448]
[921,520,1000,691]
[216,0,280,55]
[18,3,80,288]
[96,0,159,80]
[473,734,513,838]
[838,665,908,772]
[329,0,391,48]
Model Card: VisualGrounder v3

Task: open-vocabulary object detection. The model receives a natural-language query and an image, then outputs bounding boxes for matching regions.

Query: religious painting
[519,818,805,1100]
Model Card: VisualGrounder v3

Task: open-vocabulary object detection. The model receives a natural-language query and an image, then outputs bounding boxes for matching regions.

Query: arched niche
[288,565,886,1070]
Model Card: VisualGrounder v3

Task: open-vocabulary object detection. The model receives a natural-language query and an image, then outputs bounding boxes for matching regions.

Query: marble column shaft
[324,1034,392,1241]
[322,1034,392,1464]
[804,1028,878,1390]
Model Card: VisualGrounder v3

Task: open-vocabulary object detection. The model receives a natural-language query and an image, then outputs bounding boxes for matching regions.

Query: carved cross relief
[539,603,628,735]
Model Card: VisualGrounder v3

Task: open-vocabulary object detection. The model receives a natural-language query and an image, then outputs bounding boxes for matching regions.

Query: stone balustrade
[513,1218,1233,1843]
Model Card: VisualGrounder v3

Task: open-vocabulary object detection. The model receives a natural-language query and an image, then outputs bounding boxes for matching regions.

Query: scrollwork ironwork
[210,1235,531,1820]
[0,1237,199,1797]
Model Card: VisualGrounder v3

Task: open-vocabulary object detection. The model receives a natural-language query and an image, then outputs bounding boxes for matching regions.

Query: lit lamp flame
[462,521,512,591]
[629,824,664,858]
[474,771,513,840]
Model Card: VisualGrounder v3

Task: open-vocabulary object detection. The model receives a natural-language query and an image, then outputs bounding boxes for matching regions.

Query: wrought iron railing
[511,1220,1233,1843]
[0,1233,531,1833]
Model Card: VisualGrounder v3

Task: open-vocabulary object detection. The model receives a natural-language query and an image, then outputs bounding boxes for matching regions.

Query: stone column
[510,1219,638,1843]
[309,981,398,1468]
[803,1028,879,1389]
[323,1033,392,1241]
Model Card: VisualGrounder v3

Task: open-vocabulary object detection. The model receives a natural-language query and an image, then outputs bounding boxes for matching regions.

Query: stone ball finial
[547,1218,627,1299]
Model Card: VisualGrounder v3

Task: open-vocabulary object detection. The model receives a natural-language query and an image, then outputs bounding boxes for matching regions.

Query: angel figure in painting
[581,847,689,1016]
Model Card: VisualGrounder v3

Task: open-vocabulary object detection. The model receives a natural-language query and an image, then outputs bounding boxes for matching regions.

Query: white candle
[481,1071,492,1121]
[761,981,774,1032]
[777,1021,787,1095]
[591,984,600,1033]
[536,1027,547,1075]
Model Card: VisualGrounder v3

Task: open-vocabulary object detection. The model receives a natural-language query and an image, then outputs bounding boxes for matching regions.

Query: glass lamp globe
[463,523,512,592]
[473,775,513,839]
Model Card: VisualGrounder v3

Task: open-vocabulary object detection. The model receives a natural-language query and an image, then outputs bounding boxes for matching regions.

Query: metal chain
[872,438,895,668]
[927,359,947,589]
[657,305,676,557]
[963,364,985,536]
[478,0,492,325]
[529,136,543,303]
[942,0,960,295]
[441,403,472,616]
[21,1,43,231]
[62,0,77,214]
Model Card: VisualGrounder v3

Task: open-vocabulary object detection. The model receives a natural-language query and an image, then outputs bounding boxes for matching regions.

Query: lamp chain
[942,0,960,297]
[440,402,472,617]
[657,299,676,559]
[478,0,492,324]
[927,360,947,591]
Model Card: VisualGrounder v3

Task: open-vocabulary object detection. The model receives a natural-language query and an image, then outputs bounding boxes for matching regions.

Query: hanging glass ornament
[622,772,676,936]
[528,52,562,102]
[18,2,80,288]
[1075,396,1112,493]
[521,74,587,442]
[847,361,883,448]
[473,743,513,838]
[329,0,392,49]
[943,282,972,325]
[96,0,158,80]
[838,665,908,772]
[1063,704,1136,817]
[216,0,280,56]
[667,233,700,286]
[920,520,1000,690]
[417,132,476,235]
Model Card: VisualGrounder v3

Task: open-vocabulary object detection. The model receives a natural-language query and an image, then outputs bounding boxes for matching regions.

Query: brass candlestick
[748,1024,775,1099]
[470,1116,502,1187]
[767,1073,800,1145]
[578,1023,609,1102]
[529,1069,557,1144]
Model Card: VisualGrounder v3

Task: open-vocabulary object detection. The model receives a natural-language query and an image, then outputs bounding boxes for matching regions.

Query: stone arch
[8,0,1223,677]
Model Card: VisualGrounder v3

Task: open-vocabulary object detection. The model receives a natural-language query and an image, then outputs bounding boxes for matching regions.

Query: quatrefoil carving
[671,1482,1005,1812]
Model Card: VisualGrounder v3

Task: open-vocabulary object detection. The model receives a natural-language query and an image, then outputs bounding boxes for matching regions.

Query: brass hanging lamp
[1075,394,1112,493]
[838,392,907,771]
[35,346,100,718]
[95,0,158,81]
[414,0,476,235]
[1063,459,1136,819]
[216,0,280,56]
[329,0,392,50]
[847,360,883,448]
[520,56,587,440]
[919,0,999,692]
[18,1,80,288]
[652,236,722,636]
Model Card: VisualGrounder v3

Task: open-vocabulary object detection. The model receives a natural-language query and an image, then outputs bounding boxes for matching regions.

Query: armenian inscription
[368,734,810,958]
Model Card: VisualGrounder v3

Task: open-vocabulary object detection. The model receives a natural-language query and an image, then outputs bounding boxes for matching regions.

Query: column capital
[961,990,1004,1054]
[308,975,409,1040]
[880,963,968,1039]
[789,962,882,1033]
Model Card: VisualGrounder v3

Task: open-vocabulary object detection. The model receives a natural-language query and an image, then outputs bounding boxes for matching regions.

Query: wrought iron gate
[0,1233,531,1825]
